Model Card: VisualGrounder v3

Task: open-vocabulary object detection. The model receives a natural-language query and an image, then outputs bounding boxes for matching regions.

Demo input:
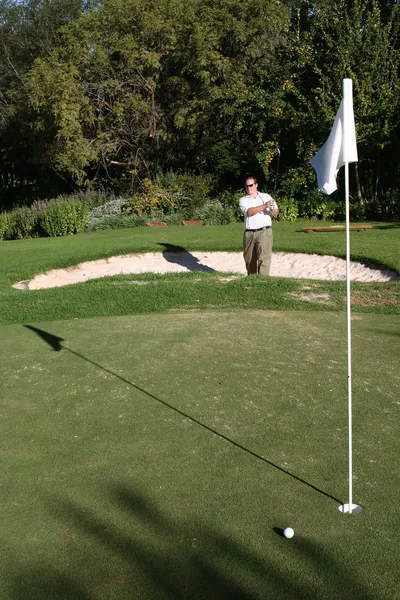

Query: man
[239,176,279,276]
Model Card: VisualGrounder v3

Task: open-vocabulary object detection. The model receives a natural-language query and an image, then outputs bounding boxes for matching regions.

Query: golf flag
[310,79,358,195]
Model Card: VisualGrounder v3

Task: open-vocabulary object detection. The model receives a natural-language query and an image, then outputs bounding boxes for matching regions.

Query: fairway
[1,310,398,599]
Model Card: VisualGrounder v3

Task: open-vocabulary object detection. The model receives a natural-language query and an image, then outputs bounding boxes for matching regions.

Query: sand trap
[13,251,399,290]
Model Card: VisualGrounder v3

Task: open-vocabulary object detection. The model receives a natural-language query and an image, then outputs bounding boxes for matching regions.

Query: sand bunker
[13,251,399,290]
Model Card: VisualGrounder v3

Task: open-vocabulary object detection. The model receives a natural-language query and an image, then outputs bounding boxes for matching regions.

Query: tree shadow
[24,325,341,505]
[11,326,379,599]
[11,485,376,599]
[157,243,216,272]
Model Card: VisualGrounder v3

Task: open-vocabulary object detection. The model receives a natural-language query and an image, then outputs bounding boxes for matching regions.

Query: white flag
[310,79,358,195]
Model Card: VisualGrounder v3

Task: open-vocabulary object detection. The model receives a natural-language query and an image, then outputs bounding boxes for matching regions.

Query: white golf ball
[283,527,295,539]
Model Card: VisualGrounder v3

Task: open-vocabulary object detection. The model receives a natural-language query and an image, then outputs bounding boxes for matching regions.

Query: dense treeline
[0,0,399,215]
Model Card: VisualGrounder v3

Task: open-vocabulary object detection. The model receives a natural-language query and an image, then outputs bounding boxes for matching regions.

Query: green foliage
[39,198,89,236]
[0,212,10,240]
[195,200,236,225]
[89,213,148,231]
[365,190,400,221]
[86,197,128,230]
[1,0,400,211]
[215,189,244,222]
[120,173,216,219]
[284,0,400,202]
[153,172,216,219]
[275,197,299,222]
[5,206,40,240]
[298,191,337,220]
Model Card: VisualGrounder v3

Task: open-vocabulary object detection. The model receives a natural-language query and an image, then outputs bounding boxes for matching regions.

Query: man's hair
[245,176,258,184]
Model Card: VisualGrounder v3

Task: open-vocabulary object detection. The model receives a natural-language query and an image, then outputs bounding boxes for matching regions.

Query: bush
[298,190,337,220]
[195,200,236,225]
[365,190,400,221]
[153,172,216,218]
[275,197,299,221]
[0,212,10,239]
[86,197,129,230]
[127,178,175,216]
[39,199,89,236]
[215,189,243,222]
[5,206,41,239]
[89,214,148,231]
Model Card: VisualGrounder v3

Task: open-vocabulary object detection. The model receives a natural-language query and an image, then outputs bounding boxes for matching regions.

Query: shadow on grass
[11,486,375,600]
[157,243,216,272]
[24,325,341,505]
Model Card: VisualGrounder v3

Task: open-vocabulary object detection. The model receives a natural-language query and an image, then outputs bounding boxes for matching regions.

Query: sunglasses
[246,183,255,188]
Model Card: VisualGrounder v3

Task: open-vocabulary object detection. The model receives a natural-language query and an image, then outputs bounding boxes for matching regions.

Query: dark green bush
[275,197,299,222]
[298,190,337,220]
[154,172,216,218]
[39,199,89,236]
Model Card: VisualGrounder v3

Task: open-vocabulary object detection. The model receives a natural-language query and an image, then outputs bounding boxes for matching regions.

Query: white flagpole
[339,80,361,515]
[345,161,354,512]
[310,79,362,514]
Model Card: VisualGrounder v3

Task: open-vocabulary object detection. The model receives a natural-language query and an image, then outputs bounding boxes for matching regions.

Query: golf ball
[283,527,294,539]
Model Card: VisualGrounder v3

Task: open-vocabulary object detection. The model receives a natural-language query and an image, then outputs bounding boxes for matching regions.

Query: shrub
[153,172,216,218]
[298,190,337,220]
[39,199,89,236]
[365,190,400,221]
[215,189,243,222]
[128,178,175,216]
[86,197,128,230]
[5,206,40,239]
[195,200,236,225]
[89,214,148,231]
[0,212,10,239]
[275,197,299,222]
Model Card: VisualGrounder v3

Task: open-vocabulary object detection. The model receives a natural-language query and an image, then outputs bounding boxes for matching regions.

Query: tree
[278,0,400,202]
[25,0,290,189]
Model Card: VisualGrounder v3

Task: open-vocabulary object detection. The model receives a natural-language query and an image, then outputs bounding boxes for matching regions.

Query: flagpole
[310,79,362,514]
[339,80,361,515]
[345,161,354,512]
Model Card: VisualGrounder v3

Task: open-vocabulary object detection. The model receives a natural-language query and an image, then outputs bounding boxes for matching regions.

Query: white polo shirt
[239,192,278,230]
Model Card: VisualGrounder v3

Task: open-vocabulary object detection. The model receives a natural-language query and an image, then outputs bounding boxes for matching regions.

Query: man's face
[245,179,258,196]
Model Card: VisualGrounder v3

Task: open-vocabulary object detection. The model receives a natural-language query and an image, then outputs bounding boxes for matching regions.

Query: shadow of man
[157,243,215,273]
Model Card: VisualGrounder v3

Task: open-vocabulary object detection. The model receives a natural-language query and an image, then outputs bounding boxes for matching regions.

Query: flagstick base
[338,503,362,514]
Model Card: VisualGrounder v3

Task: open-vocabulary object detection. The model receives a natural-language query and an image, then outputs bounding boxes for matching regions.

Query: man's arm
[246,199,275,217]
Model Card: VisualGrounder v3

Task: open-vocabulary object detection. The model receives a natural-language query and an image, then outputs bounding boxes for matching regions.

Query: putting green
[1,310,399,599]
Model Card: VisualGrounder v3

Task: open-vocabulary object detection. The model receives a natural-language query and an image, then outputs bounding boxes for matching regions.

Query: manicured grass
[1,311,399,599]
[0,222,399,325]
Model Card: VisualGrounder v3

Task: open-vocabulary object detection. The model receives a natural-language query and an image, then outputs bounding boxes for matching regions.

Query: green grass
[0,222,399,325]
[1,311,399,599]
[1,224,399,598]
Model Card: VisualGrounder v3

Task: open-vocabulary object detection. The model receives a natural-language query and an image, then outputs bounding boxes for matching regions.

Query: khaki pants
[243,228,273,275]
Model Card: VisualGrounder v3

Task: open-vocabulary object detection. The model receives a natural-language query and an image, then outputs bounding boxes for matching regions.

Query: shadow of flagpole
[24,325,342,505]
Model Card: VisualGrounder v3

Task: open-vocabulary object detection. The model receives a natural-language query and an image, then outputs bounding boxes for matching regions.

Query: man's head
[245,176,258,197]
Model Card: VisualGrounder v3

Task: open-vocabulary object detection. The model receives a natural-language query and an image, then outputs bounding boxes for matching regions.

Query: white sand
[13,251,399,290]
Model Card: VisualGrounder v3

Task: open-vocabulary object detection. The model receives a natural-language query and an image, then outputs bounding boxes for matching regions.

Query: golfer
[239,176,279,276]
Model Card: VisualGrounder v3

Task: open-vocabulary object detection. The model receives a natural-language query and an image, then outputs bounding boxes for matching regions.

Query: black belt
[245,226,271,232]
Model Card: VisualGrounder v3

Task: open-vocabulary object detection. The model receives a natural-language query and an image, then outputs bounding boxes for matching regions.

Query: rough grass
[1,311,399,599]
[0,222,399,325]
